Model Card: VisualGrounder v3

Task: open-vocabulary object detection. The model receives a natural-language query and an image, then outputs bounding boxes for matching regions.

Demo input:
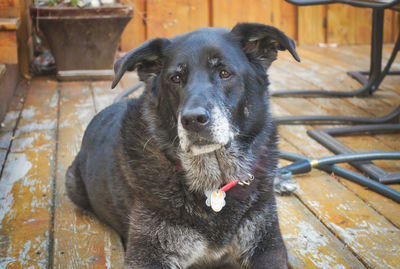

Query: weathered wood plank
[0,79,58,268]
[383,9,394,43]
[277,196,366,269]
[0,31,18,64]
[0,110,19,150]
[271,88,400,228]
[0,78,27,152]
[298,5,325,45]
[327,4,357,45]
[212,0,271,28]
[53,82,124,268]
[272,98,400,268]
[212,0,297,39]
[120,0,146,51]
[0,0,20,18]
[92,81,125,112]
[277,141,365,269]
[299,46,400,94]
[146,0,209,39]
[0,18,19,30]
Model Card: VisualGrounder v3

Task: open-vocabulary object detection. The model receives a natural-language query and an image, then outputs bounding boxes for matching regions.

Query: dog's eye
[219,70,231,79]
[170,75,181,84]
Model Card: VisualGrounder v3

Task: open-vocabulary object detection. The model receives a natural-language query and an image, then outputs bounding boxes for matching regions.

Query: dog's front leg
[233,210,288,269]
[244,241,288,269]
[124,210,208,269]
[123,234,174,269]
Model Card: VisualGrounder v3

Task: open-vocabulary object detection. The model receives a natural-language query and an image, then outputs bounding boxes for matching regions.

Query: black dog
[66,23,299,268]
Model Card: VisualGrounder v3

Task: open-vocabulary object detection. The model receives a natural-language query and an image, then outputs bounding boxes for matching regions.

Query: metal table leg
[271,8,399,97]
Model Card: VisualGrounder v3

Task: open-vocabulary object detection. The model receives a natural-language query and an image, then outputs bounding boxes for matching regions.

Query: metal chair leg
[271,9,399,97]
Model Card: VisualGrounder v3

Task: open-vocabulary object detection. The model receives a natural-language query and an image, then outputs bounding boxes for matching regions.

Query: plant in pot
[30,0,133,80]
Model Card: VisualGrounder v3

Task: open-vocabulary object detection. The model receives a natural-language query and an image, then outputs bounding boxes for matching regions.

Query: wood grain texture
[53,82,124,268]
[0,79,58,268]
[298,5,326,45]
[120,0,147,51]
[273,109,400,268]
[269,44,400,268]
[0,31,18,64]
[117,1,398,49]
[146,0,209,39]
[278,139,365,268]
[16,0,31,78]
[212,0,297,38]
[0,0,20,18]
[277,196,366,269]
[0,18,19,30]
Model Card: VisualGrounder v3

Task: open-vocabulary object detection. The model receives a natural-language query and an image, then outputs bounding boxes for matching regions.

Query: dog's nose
[181,107,210,132]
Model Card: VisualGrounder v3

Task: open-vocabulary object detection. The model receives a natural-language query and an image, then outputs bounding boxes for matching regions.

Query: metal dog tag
[205,190,226,212]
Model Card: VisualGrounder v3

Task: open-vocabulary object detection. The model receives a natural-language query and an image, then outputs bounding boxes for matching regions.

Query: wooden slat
[120,0,146,51]
[273,106,400,267]
[273,97,400,229]
[355,7,372,44]
[53,82,124,268]
[270,46,400,228]
[0,0,20,18]
[212,0,270,28]
[278,196,366,268]
[92,81,124,112]
[17,0,32,78]
[0,78,27,151]
[384,9,394,43]
[212,0,297,39]
[278,0,297,40]
[277,140,365,269]
[0,79,58,268]
[0,18,19,30]
[327,4,357,45]
[298,5,325,45]
[146,0,209,39]
[270,45,399,267]
[0,31,18,64]
[303,45,400,94]
[393,10,399,41]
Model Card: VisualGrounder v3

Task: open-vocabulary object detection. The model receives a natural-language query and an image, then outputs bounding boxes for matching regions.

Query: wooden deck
[0,45,399,268]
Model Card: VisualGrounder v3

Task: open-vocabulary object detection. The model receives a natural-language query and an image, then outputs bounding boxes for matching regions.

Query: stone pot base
[57,69,114,81]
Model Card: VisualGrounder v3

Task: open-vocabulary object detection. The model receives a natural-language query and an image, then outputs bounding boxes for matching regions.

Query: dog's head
[113,23,299,191]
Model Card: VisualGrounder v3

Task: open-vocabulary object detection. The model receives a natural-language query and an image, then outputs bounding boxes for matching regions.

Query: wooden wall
[120,0,399,51]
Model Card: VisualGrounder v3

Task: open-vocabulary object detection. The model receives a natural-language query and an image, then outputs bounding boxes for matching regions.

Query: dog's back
[66,99,134,239]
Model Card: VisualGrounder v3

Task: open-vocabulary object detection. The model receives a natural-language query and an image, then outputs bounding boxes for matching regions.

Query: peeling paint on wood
[277,195,365,269]
[53,82,124,268]
[0,79,58,268]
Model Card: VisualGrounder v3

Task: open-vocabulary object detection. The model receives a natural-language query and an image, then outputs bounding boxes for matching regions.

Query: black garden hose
[278,150,400,203]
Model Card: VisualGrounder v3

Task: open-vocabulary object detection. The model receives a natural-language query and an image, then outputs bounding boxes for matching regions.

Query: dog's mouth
[190,143,222,156]
[187,137,233,156]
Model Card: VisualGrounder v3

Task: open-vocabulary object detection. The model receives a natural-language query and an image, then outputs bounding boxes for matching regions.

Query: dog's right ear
[111,38,171,89]
[230,23,300,70]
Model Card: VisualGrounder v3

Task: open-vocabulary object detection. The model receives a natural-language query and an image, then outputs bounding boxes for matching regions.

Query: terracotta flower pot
[30,5,133,81]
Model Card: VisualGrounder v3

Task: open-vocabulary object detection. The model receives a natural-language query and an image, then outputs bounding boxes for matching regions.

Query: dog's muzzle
[178,106,233,156]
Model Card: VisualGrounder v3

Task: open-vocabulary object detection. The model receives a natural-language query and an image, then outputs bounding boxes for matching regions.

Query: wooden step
[0,63,19,124]
[0,18,19,64]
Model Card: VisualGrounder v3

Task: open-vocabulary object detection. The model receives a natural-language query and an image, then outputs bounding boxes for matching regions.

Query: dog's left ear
[231,23,300,69]
[112,38,171,89]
